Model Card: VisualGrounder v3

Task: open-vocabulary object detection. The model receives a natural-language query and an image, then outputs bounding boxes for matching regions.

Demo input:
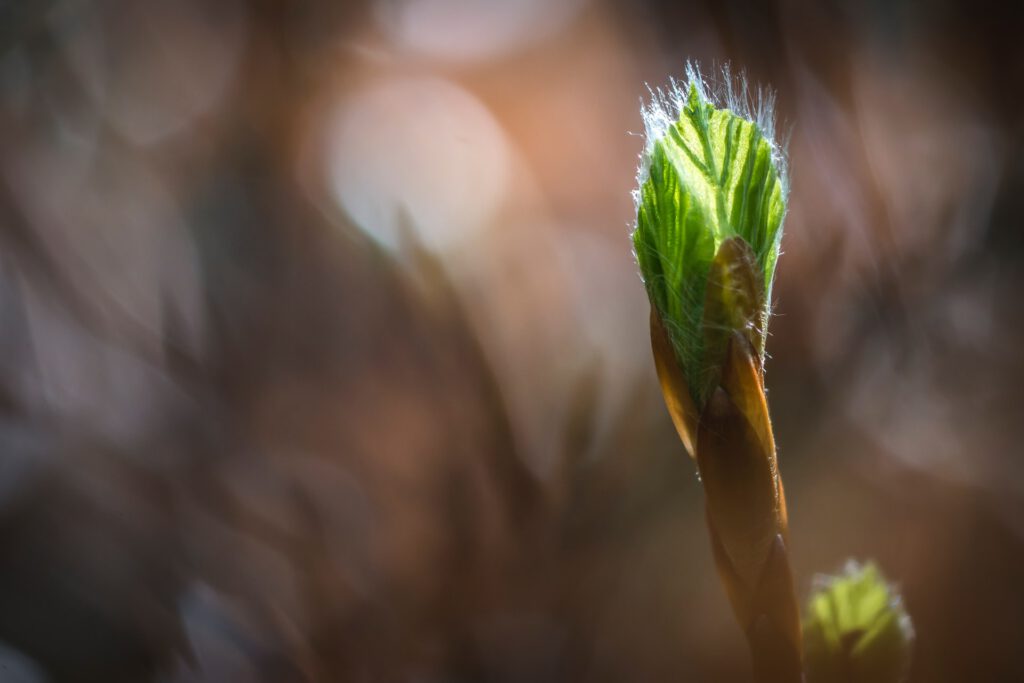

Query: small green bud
[803,561,915,683]
[633,64,787,407]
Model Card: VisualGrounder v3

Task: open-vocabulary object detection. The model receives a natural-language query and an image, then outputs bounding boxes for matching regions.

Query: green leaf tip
[803,560,915,683]
[632,63,788,407]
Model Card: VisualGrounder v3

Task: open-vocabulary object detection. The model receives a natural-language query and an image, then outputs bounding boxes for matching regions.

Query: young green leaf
[803,561,915,683]
[633,64,787,407]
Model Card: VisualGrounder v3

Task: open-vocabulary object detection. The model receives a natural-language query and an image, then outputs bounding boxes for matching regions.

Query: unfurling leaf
[633,64,787,407]
[803,561,915,683]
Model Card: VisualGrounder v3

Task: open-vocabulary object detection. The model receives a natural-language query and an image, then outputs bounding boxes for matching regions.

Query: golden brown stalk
[651,290,802,682]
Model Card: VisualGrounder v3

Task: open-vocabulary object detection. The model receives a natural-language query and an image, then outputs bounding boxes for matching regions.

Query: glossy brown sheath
[650,238,802,683]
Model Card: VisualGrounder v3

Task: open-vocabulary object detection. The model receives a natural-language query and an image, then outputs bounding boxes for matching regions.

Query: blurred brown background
[0,0,1022,681]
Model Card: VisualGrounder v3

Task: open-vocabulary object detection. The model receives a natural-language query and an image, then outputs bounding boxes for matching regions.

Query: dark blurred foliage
[0,0,1022,681]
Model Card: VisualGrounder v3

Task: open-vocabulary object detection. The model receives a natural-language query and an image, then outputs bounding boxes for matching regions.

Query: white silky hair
[631,61,790,222]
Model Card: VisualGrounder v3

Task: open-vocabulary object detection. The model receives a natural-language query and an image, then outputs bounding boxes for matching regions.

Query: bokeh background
[0,0,1022,681]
